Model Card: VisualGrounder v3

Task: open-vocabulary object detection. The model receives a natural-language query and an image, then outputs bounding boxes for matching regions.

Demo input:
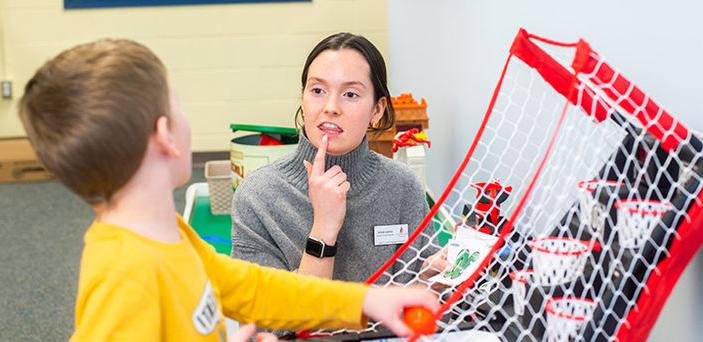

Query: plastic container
[529,238,599,286]
[394,145,428,188]
[615,200,673,249]
[230,124,298,191]
[205,160,233,215]
[544,297,596,342]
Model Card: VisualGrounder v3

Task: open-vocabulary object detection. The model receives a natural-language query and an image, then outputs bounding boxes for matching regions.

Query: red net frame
[365,28,703,342]
[294,28,703,342]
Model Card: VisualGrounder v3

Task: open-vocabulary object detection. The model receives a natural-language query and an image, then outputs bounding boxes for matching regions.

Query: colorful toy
[462,180,512,235]
[444,249,481,280]
[403,306,437,335]
[391,128,431,153]
[471,180,512,226]
[368,93,429,158]
[301,29,703,342]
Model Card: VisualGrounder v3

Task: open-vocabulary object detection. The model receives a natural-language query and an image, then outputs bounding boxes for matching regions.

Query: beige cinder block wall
[0,0,388,151]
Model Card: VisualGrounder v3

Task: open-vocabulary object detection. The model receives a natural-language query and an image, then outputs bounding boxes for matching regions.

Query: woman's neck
[281,133,380,194]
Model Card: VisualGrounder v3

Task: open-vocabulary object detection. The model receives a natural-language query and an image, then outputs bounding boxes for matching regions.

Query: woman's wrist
[309,222,340,245]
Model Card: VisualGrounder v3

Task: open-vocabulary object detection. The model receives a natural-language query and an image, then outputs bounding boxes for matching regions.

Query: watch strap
[305,236,337,258]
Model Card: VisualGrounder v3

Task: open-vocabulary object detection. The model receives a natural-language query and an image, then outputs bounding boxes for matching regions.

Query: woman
[231,32,444,283]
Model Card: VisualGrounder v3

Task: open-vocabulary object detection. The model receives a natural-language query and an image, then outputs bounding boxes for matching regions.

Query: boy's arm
[195,231,440,337]
[209,252,369,331]
[71,273,160,341]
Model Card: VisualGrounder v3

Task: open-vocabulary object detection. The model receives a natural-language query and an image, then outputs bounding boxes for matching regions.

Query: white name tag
[374,224,409,246]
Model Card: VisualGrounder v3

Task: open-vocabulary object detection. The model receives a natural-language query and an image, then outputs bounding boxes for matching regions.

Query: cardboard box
[0,138,53,183]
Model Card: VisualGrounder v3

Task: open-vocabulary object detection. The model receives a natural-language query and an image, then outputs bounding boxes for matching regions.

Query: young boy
[19,39,438,341]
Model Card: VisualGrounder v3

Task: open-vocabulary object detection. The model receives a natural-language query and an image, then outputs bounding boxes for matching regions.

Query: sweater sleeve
[230,180,289,270]
[207,250,369,331]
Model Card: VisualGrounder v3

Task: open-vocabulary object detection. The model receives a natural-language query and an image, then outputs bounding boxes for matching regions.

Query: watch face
[306,238,324,257]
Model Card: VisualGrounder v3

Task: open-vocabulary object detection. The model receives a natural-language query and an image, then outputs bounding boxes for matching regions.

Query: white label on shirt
[374,224,409,246]
[192,281,221,335]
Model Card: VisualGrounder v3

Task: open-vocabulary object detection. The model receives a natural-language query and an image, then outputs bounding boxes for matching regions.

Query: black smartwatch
[305,236,337,258]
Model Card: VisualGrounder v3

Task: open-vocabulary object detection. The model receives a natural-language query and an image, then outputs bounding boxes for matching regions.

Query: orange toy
[403,307,437,335]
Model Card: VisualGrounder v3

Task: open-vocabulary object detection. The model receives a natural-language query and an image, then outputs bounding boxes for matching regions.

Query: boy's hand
[304,135,350,244]
[228,323,278,342]
[362,287,440,337]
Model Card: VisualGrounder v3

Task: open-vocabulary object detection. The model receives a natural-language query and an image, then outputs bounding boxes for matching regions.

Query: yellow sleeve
[208,248,369,331]
[70,272,160,341]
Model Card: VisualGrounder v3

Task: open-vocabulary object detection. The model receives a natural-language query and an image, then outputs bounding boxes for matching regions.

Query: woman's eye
[311,87,324,95]
[343,91,359,98]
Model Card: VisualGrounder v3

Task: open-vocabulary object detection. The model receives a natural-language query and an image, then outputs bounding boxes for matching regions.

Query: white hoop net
[297,29,703,342]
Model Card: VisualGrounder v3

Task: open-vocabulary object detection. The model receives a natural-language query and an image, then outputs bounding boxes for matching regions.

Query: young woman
[231,32,444,283]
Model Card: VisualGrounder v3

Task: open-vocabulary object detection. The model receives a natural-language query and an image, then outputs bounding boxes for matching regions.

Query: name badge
[374,224,409,246]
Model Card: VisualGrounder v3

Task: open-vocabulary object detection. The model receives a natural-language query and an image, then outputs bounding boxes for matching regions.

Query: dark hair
[19,39,170,205]
[295,32,395,132]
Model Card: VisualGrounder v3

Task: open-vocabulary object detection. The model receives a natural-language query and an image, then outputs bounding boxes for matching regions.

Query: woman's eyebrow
[342,81,367,89]
[307,77,327,84]
[308,77,367,89]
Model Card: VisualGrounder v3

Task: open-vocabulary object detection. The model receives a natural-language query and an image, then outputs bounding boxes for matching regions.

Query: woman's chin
[326,145,354,156]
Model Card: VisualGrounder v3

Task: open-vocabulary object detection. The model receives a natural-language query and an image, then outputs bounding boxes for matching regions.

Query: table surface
[189,194,233,255]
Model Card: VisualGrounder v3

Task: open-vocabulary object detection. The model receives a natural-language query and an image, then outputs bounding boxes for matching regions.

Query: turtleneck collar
[279,132,380,194]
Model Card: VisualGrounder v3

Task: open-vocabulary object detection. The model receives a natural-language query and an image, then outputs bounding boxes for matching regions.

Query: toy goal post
[300,28,703,342]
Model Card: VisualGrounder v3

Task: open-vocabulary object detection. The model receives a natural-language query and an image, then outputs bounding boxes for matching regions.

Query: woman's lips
[318,122,343,137]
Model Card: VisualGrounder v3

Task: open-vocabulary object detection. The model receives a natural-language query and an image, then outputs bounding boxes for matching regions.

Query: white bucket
[544,297,596,342]
[529,238,597,286]
[230,132,298,191]
[615,200,673,249]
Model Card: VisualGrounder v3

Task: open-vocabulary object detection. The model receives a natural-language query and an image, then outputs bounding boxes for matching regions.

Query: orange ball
[403,307,437,335]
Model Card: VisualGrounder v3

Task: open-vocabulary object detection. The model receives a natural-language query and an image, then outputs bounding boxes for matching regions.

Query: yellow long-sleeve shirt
[70,215,368,341]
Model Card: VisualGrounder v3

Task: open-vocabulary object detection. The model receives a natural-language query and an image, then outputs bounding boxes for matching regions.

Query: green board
[427,193,454,246]
[189,195,232,255]
[230,124,298,136]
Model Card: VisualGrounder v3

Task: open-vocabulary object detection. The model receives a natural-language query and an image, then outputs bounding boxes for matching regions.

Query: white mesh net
[297,29,703,342]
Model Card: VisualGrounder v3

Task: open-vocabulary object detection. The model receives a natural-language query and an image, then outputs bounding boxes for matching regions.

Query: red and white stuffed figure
[391,128,431,153]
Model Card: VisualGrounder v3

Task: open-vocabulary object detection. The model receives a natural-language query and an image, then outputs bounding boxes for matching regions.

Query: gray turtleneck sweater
[230,134,435,284]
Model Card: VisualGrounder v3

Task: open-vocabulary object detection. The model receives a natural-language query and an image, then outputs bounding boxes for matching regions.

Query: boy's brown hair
[19,39,170,204]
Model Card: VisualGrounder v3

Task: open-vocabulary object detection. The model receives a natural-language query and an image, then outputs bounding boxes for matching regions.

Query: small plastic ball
[403,307,437,335]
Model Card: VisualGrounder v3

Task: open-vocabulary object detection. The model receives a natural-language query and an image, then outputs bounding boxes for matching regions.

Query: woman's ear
[153,115,181,158]
[370,97,387,126]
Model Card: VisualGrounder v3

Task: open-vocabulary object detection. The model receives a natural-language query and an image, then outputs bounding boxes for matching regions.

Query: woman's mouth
[318,122,343,137]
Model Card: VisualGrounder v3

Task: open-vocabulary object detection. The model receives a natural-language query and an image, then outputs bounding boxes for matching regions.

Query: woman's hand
[303,135,350,245]
[419,248,449,281]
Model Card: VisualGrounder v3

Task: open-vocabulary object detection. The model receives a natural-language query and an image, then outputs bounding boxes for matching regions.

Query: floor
[0,167,206,341]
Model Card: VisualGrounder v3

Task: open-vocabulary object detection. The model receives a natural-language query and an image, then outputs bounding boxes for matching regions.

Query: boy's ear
[370,97,387,126]
[153,115,181,158]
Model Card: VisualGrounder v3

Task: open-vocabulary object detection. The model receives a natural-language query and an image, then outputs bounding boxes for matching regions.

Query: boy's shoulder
[80,223,166,284]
